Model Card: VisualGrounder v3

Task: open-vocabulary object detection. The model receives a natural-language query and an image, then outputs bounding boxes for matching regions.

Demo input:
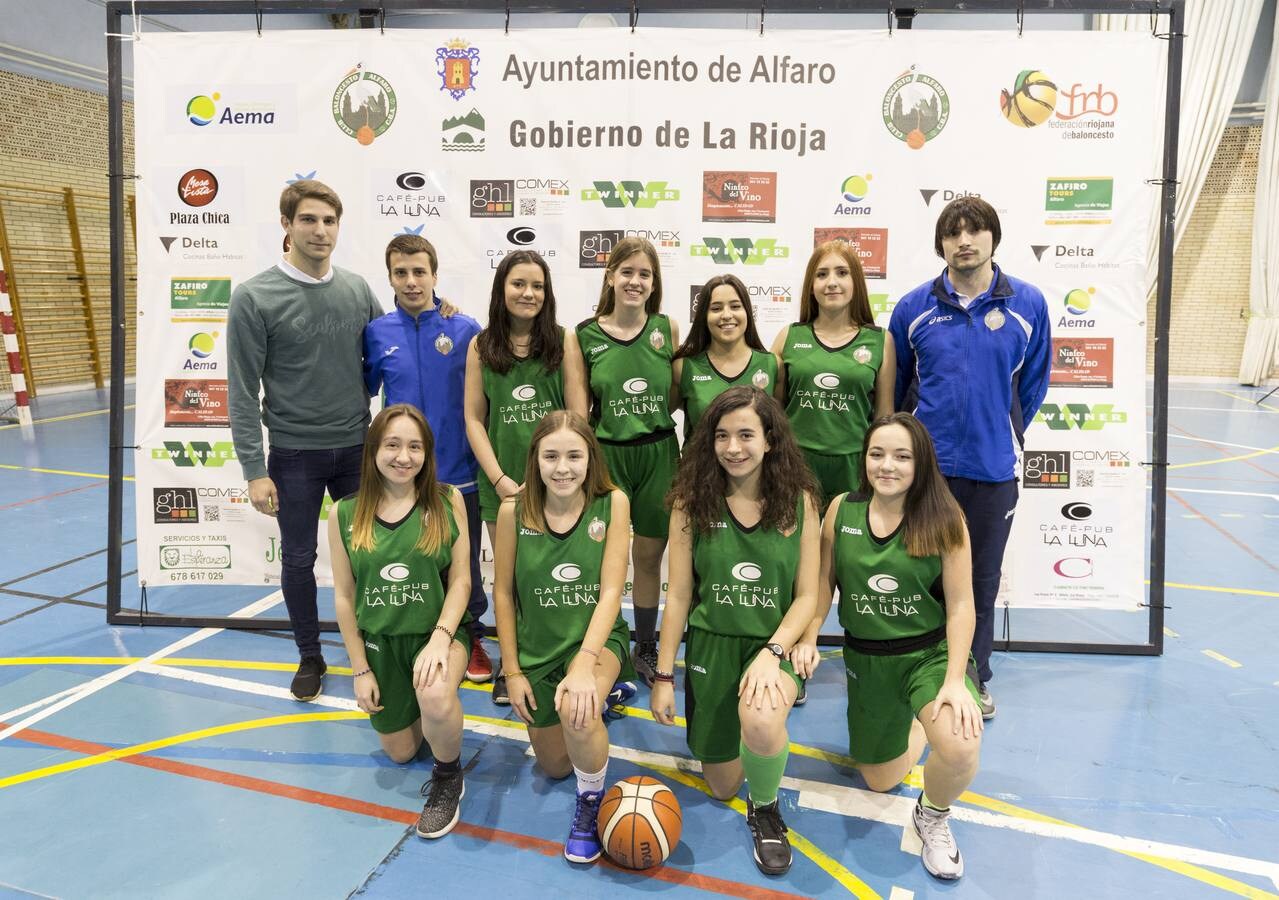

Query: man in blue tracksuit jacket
[888,197,1051,720]
[363,233,493,682]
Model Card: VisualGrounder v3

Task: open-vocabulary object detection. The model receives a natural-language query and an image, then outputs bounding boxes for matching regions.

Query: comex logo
[868,573,899,592]
[623,378,648,395]
[552,563,582,582]
[380,563,410,582]
[814,372,840,390]
[512,384,536,401]
[1061,502,1093,520]
[731,562,762,582]
[1053,558,1092,579]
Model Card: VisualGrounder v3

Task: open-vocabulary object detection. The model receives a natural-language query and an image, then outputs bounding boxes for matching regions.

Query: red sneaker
[466,640,493,683]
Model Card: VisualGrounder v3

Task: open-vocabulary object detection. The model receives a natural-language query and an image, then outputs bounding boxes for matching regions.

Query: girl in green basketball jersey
[493,411,636,864]
[564,237,680,686]
[795,412,983,881]
[771,241,895,505]
[652,387,820,876]
[329,404,473,841]
[464,252,588,702]
[673,274,778,440]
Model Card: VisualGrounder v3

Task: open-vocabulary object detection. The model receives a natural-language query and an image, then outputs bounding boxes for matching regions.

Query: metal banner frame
[105,0,1182,655]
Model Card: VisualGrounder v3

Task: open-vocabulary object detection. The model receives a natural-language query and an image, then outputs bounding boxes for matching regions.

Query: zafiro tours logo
[332,64,396,146]
[437,39,480,100]
[690,238,789,266]
[581,181,680,209]
[882,67,949,149]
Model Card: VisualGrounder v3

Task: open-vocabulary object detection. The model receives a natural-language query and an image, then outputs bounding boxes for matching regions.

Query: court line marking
[0,462,135,482]
[1163,627,1179,638]
[1214,390,1279,413]
[1167,492,1279,577]
[0,480,107,512]
[1201,650,1243,669]
[0,591,282,743]
[0,404,133,431]
[6,656,1277,897]
[1156,487,1279,502]
[1165,582,1279,599]
[1166,433,1279,454]
[1167,446,1279,471]
[0,717,799,900]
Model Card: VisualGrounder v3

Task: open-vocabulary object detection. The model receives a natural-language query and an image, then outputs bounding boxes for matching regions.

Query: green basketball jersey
[679,349,778,440]
[689,498,803,639]
[576,314,675,442]
[781,323,885,454]
[479,339,566,495]
[337,490,460,636]
[514,493,627,670]
[832,494,946,641]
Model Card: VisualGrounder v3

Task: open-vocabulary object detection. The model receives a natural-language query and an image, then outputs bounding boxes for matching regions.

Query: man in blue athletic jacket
[363,233,493,684]
[888,196,1051,720]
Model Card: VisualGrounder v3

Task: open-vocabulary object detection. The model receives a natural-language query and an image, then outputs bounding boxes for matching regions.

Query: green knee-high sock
[740,738,789,806]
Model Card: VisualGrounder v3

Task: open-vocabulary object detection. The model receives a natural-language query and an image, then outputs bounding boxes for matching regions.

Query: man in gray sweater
[228,180,382,701]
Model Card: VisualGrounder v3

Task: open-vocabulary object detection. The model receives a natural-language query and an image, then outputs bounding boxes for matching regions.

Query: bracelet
[496,473,512,489]
[504,671,526,680]
[578,647,600,659]
[653,670,676,684]
[433,624,454,641]
[352,668,372,678]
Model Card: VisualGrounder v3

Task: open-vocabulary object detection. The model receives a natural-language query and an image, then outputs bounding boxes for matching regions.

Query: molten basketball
[597,775,682,870]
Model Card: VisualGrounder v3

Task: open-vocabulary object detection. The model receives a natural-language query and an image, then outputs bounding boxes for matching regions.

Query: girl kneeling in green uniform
[651,387,820,876]
[493,411,637,865]
[329,404,473,841]
[796,412,983,881]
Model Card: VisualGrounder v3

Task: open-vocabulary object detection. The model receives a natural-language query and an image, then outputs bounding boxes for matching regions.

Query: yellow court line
[0,710,361,791]
[1202,650,1243,669]
[1213,390,1279,414]
[0,405,135,432]
[1168,445,1279,470]
[1164,581,1279,599]
[0,462,133,482]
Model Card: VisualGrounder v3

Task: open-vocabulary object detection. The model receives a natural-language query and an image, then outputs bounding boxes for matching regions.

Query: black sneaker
[290,656,326,702]
[793,678,808,707]
[416,768,465,839]
[631,641,658,687]
[491,673,510,706]
[746,797,792,875]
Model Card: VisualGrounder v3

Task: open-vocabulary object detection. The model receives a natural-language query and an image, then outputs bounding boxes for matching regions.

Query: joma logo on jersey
[1035,403,1127,431]
[689,238,790,265]
[840,525,863,535]
[151,441,236,467]
[580,181,679,208]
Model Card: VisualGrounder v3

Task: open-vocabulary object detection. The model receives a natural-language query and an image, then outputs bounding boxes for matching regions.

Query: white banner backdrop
[132,27,1158,611]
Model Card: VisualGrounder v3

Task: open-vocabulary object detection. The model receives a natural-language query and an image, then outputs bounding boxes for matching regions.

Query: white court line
[0,592,283,743]
[131,661,1279,886]
[1160,432,1279,453]
[1160,405,1279,415]
[1156,486,1279,502]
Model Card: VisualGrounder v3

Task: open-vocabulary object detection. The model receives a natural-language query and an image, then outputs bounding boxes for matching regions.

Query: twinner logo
[581,181,679,209]
[150,441,237,467]
[690,238,789,266]
[1034,404,1127,431]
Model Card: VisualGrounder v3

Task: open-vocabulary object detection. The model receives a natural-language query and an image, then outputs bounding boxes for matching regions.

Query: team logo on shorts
[649,328,665,351]
[380,562,410,582]
[588,518,607,542]
[623,378,649,395]
[435,333,454,355]
[512,384,536,401]
[751,369,770,389]
[730,562,762,582]
[868,573,899,592]
[814,372,841,390]
[985,308,1006,331]
[552,563,582,582]
[853,346,872,365]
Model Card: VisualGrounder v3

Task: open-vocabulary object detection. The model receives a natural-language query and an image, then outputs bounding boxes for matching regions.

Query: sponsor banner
[133,29,1156,608]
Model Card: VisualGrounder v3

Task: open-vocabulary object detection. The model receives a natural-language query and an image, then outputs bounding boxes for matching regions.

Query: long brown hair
[799,241,874,326]
[519,410,617,532]
[594,237,663,318]
[476,251,563,374]
[350,404,451,555]
[674,274,766,360]
[667,386,818,535]
[860,413,966,557]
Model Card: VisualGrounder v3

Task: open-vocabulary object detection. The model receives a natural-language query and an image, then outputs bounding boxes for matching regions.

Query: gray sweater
[226,265,382,481]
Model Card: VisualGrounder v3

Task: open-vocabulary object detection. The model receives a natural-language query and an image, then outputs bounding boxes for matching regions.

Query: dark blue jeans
[945,476,1019,685]
[459,489,488,638]
[268,444,363,659]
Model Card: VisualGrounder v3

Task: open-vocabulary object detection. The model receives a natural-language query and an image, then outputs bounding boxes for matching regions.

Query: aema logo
[186,331,219,369]
[442,108,484,151]
[834,174,873,216]
[437,39,480,100]
[1059,287,1096,329]
[582,181,679,209]
[186,91,278,128]
[882,66,949,149]
[332,64,396,146]
[690,238,790,266]
[1034,404,1127,431]
[151,441,237,467]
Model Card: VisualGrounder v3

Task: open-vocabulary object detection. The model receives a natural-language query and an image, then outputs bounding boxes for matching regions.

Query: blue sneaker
[604,681,637,722]
[564,790,604,863]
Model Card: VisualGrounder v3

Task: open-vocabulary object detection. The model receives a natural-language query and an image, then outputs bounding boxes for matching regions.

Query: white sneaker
[912,795,963,880]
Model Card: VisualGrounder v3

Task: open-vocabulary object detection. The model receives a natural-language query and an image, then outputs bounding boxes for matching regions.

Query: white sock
[574,763,607,796]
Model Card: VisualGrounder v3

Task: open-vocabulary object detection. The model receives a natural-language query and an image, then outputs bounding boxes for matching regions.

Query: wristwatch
[765,642,785,660]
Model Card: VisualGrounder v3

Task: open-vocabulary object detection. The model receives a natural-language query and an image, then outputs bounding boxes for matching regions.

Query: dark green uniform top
[781,323,885,454]
[479,337,566,494]
[679,349,778,440]
[514,493,628,670]
[576,315,675,442]
[689,498,804,639]
[832,494,947,642]
[337,490,460,636]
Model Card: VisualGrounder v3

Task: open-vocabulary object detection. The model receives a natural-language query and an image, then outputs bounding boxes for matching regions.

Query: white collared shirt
[277,256,334,284]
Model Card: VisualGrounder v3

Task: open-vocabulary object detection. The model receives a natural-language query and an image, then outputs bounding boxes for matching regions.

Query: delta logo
[920,188,980,208]
[834,174,873,216]
[689,238,790,266]
[185,91,280,129]
[1000,70,1117,139]
[581,181,680,209]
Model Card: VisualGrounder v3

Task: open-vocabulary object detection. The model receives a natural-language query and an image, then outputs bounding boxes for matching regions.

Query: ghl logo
[579,230,624,268]
[153,488,198,524]
[1022,451,1070,489]
[379,563,411,582]
[623,378,649,395]
[834,174,873,216]
[882,67,949,149]
[582,181,680,209]
[731,562,762,582]
[689,238,790,266]
[332,65,397,146]
[471,180,513,217]
[867,573,899,592]
[552,563,583,582]
[512,384,537,401]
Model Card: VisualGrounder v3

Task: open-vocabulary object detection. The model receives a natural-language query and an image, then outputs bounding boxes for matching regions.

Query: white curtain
[1096,1,1264,297]
[1239,11,1279,385]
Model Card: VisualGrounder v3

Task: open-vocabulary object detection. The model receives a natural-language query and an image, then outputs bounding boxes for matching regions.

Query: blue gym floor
[0,382,1276,899]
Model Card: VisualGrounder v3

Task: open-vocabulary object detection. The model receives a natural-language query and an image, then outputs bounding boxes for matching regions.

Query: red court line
[1171,423,1279,480]
[0,480,107,512]
[1168,491,1279,577]
[4,722,805,900]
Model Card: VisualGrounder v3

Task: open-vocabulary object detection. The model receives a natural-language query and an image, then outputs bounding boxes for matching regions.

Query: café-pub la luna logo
[332,63,397,146]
